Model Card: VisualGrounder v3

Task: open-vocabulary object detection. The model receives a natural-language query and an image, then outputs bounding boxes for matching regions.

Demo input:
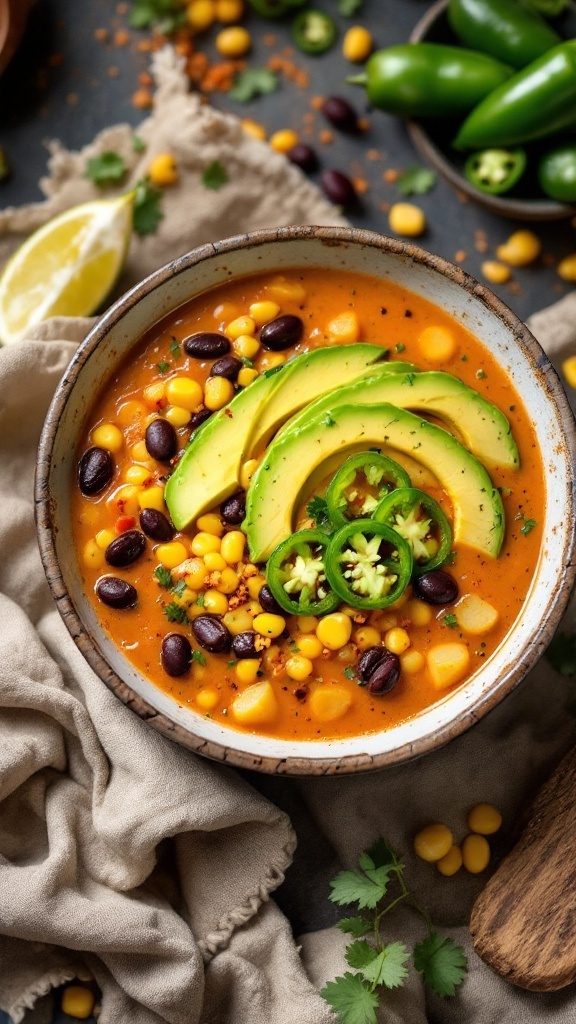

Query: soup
[71,268,543,741]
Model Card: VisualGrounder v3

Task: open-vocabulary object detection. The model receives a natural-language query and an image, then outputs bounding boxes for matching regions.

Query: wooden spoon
[470,744,576,990]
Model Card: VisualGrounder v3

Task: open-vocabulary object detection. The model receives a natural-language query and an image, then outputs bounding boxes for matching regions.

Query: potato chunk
[456,594,499,636]
[231,681,278,726]
[309,684,352,722]
[427,643,470,690]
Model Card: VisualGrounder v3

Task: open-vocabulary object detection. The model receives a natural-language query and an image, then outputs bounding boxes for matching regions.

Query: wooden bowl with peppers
[348,0,576,220]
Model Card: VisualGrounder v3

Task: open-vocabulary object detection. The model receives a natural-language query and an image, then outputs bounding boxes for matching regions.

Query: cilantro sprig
[396,165,437,198]
[515,513,537,536]
[306,495,331,532]
[229,68,279,103]
[133,176,164,235]
[129,0,187,34]
[321,838,468,1023]
[86,151,127,187]
[202,161,229,191]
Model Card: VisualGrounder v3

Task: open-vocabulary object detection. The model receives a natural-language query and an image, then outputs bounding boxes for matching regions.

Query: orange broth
[71,268,543,740]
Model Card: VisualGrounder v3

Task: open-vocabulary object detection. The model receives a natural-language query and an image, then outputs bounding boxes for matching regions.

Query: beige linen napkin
[1,41,576,1024]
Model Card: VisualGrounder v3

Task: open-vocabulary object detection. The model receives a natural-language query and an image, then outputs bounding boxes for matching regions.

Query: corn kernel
[343,24,373,62]
[157,541,189,569]
[109,484,141,518]
[186,0,216,32]
[298,615,319,634]
[247,574,266,600]
[185,558,208,589]
[191,531,221,557]
[245,599,263,616]
[117,399,147,428]
[467,802,502,836]
[240,458,259,490]
[413,823,453,863]
[238,367,259,387]
[265,276,306,303]
[148,152,178,187]
[496,229,541,267]
[196,688,219,711]
[215,25,251,57]
[226,315,256,339]
[253,612,286,638]
[417,325,457,364]
[215,0,245,21]
[249,300,280,326]
[124,464,151,485]
[385,626,410,655]
[557,254,576,282]
[240,118,267,141]
[462,833,491,874]
[165,376,203,411]
[353,626,381,650]
[562,355,576,388]
[204,376,235,411]
[316,613,352,651]
[259,352,286,371]
[95,528,116,550]
[196,513,224,537]
[233,334,261,359]
[481,260,512,285]
[296,634,323,659]
[213,301,239,323]
[232,680,278,723]
[286,655,313,681]
[91,422,123,453]
[204,551,227,571]
[371,612,398,632]
[270,128,300,154]
[83,539,105,568]
[138,485,166,513]
[405,598,432,627]
[309,684,352,722]
[388,202,426,237]
[131,439,151,463]
[436,845,463,877]
[235,658,261,684]
[143,381,167,410]
[218,567,240,593]
[204,589,229,615]
[165,405,192,428]
[220,530,245,564]
[61,985,95,1020]
[223,608,255,635]
[400,649,425,674]
[326,310,359,343]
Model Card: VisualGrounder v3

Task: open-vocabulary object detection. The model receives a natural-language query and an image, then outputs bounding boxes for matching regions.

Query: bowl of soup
[36,226,576,775]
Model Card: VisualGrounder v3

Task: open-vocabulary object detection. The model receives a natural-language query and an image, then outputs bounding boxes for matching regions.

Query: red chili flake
[116,515,136,533]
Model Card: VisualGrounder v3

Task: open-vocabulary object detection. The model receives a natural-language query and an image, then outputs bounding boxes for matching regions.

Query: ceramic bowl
[36,226,576,775]
[408,0,576,221]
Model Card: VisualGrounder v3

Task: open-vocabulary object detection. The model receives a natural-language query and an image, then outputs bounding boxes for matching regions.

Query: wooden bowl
[408,0,576,221]
[35,226,576,775]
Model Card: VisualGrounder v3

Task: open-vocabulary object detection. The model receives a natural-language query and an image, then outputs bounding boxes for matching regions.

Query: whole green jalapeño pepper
[372,487,452,577]
[454,41,576,150]
[324,519,413,611]
[447,0,561,70]
[347,43,513,119]
[538,142,576,202]
[325,452,410,529]
[266,529,340,616]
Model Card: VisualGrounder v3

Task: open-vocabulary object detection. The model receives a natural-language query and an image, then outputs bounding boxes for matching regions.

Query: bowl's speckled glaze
[35,226,576,775]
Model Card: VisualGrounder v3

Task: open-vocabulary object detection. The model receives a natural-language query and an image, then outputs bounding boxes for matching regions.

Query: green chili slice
[266,528,341,616]
[292,9,338,54]
[326,452,411,529]
[464,148,526,195]
[325,519,413,611]
[372,486,452,577]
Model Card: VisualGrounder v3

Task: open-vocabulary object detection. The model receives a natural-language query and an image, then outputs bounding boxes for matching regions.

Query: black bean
[321,95,359,133]
[183,332,230,359]
[192,614,232,653]
[189,407,212,432]
[288,143,319,173]
[161,633,192,677]
[412,570,459,606]
[320,169,357,208]
[221,491,246,525]
[260,314,304,351]
[78,446,114,496]
[139,507,174,542]
[258,585,283,615]
[232,631,259,659]
[145,418,177,462]
[367,651,401,695]
[96,576,138,609]
[209,355,243,381]
[357,645,387,683]
[105,530,146,568]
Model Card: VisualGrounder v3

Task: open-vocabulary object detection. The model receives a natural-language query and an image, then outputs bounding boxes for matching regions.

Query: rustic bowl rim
[407,0,576,222]
[35,224,576,776]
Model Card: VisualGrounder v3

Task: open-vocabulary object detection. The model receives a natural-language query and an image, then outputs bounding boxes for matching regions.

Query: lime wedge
[0,192,134,345]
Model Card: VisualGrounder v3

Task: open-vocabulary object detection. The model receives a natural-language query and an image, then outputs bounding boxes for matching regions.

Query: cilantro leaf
[172,578,187,597]
[129,0,186,33]
[361,837,399,872]
[229,68,279,103]
[547,632,576,675]
[306,495,331,530]
[132,134,146,153]
[343,666,356,680]
[361,942,410,989]
[202,160,229,191]
[443,613,458,628]
[86,151,127,186]
[192,649,206,665]
[133,177,164,235]
[520,517,537,536]
[154,565,172,588]
[169,337,181,358]
[345,940,379,971]
[157,361,170,374]
[320,973,379,1024]
[329,869,388,910]
[413,932,468,998]
[164,602,189,624]
[338,0,364,14]
[338,916,373,937]
[396,165,437,197]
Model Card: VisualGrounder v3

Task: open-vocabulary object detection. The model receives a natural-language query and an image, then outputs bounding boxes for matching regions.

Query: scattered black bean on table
[320,169,357,207]
[321,95,359,132]
[78,447,114,496]
[260,314,304,351]
[192,614,233,653]
[209,354,243,381]
[220,491,246,525]
[413,570,459,606]
[287,142,319,173]
[105,530,146,568]
[139,507,174,542]
[145,418,177,462]
[96,576,138,609]
[161,632,193,676]
[183,332,231,358]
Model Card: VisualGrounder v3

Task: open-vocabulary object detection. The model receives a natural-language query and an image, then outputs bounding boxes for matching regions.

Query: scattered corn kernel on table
[1,1,576,1021]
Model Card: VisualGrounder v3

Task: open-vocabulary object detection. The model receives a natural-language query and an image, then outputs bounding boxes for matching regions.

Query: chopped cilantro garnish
[443,613,458,628]
[403,373,416,386]
[196,593,205,607]
[157,361,170,374]
[202,160,229,191]
[172,579,187,597]
[396,165,437,197]
[192,650,206,665]
[229,67,279,103]
[154,565,172,588]
[129,0,187,33]
[306,495,331,530]
[85,151,127,186]
[164,602,188,623]
[475,369,488,380]
[133,176,164,235]
[169,336,181,358]
[516,514,537,536]
[343,666,356,680]
[395,343,406,353]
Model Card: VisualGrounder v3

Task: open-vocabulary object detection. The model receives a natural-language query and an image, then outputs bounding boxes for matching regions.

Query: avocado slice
[165,344,383,530]
[278,370,519,472]
[244,403,505,563]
